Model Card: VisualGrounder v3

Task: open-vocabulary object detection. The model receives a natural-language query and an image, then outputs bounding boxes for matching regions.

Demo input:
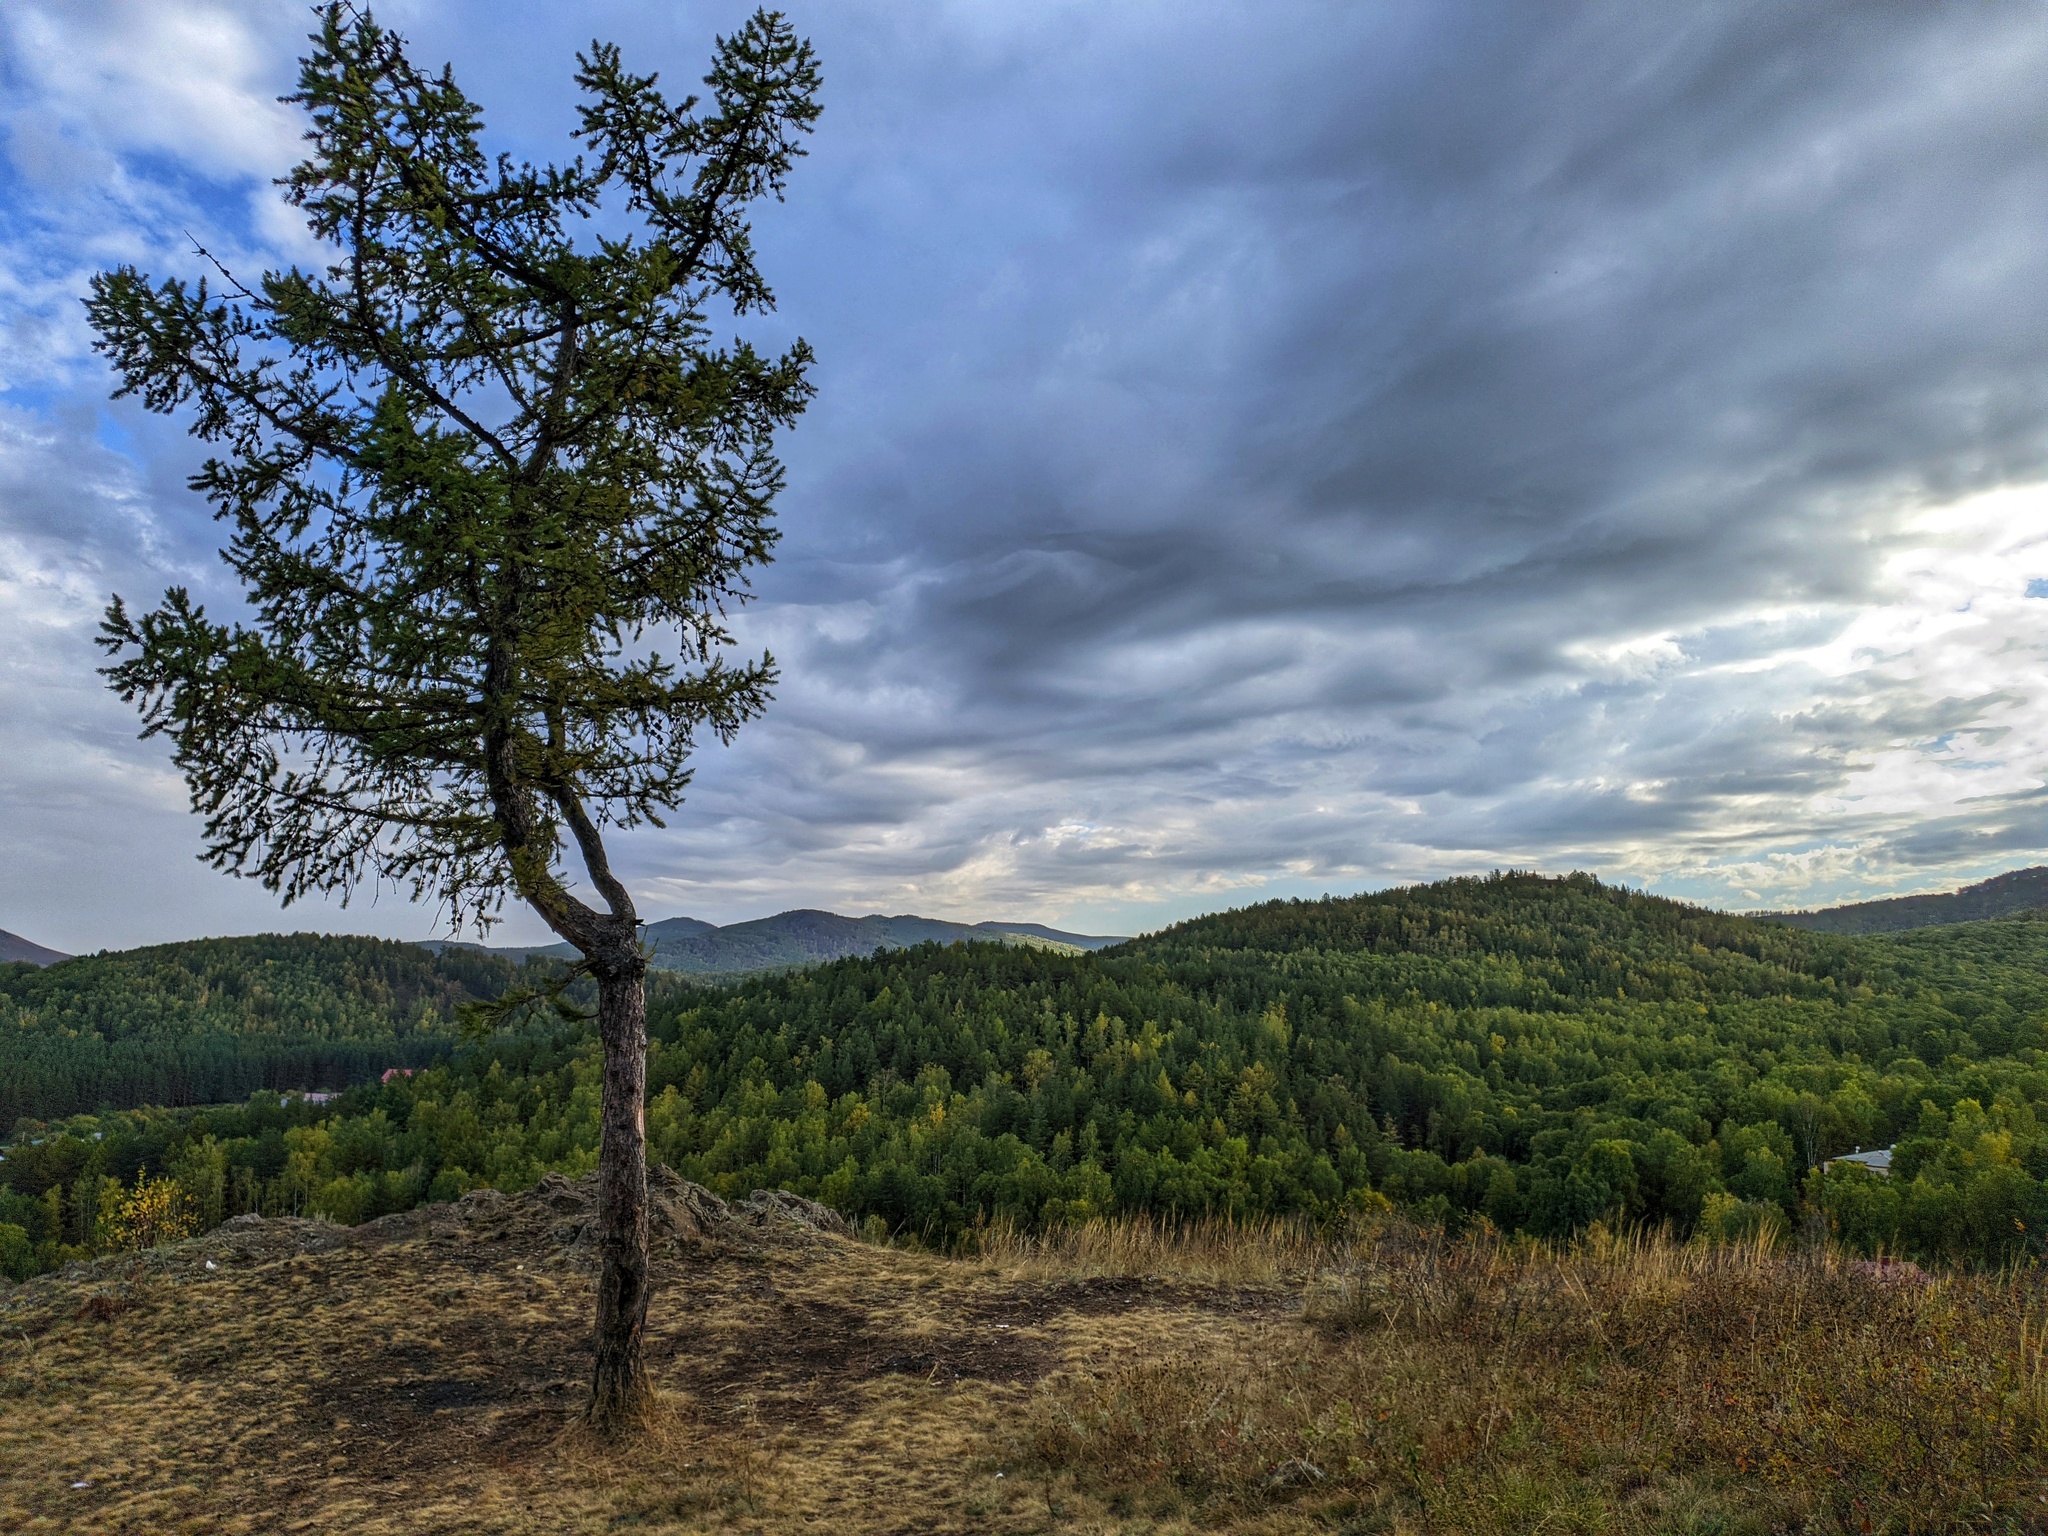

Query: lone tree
[87,4,820,1429]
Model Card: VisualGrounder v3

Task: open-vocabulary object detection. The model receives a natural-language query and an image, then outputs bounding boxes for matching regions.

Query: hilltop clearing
[2,1175,2042,1534]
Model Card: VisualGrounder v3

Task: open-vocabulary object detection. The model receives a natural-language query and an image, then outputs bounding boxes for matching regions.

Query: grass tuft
[970,1209,1330,1285]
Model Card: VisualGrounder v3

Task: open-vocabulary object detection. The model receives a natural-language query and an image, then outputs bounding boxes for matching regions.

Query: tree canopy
[12,875,2048,1279]
[88,4,818,942]
[0,934,519,1125]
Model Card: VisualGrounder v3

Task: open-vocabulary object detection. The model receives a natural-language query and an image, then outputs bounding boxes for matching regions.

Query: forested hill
[626,874,2048,1259]
[8,873,2048,1281]
[1125,870,1859,1001]
[0,935,525,1125]
[1762,864,2048,934]
[636,910,1126,973]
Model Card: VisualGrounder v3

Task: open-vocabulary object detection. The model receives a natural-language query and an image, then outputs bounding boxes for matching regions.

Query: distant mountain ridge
[1761,865,2048,935]
[0,928,68,967]
[431,909,1129,977]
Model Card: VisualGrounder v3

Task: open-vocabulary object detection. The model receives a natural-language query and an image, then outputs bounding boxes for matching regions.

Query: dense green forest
[0,935,525,1125]
[6,874,2048,1281]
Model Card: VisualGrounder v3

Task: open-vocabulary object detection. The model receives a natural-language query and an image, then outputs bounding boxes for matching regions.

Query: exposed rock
[650,1165,743,1239]
[3,1168,850,1309]
[735,1187,852,1236]
[356,1165,861,1264]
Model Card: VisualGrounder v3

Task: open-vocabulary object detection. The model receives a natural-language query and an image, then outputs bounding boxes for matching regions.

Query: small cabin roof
[1829,1147,1892,1173]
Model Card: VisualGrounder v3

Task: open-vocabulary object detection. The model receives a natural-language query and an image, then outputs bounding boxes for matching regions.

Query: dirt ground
[0,1177,1288,1535]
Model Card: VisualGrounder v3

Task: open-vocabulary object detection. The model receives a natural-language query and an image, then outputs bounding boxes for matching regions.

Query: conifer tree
[86,3,820,1429]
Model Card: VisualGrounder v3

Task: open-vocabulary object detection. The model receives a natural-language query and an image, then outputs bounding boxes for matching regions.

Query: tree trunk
[585,949,653,1431]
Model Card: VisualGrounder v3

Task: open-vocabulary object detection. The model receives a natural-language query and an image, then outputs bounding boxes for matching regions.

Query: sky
[9,1,2048,952]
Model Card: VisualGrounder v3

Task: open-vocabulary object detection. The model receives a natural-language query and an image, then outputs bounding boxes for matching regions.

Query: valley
[7,872,2048,1280]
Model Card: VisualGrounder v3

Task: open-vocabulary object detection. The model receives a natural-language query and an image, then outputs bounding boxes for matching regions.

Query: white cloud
[5,1,302,178]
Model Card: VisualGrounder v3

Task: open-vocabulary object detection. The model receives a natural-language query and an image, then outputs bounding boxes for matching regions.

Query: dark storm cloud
[838,1,2045,640]
[658,0,2048,912]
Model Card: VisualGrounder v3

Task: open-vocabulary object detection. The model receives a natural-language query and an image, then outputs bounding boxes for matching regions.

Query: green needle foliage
[84,2,821,1429]
[87,7,817,929]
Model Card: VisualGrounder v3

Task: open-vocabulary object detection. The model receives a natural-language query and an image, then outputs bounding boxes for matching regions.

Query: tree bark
[584,946,653,1431]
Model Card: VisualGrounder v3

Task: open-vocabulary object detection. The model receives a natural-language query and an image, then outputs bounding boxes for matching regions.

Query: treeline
[6,875,2048,1280]
[0,934,523,1123]
[0,1030,584,1280]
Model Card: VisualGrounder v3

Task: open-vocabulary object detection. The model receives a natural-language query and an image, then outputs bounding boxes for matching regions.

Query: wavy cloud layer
[6,1,2048,947]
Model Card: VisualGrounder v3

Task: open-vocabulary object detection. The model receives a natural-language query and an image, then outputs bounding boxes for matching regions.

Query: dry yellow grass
[2,1188,2043,1534]
[970,1210,1328,1286]
[0,1178,1267,1535]
[1025,1223,2048,1533]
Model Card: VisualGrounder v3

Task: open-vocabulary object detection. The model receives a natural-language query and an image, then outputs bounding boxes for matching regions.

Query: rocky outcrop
[7,1167,852,1301]
[339,1165,851,1262]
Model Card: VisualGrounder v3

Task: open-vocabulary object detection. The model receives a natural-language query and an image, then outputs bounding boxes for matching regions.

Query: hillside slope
[641,909,1124,973]
[16,873,2045,1279]
[1,1177,2037,1534]
[0,928,67,967]
[1763,864,2048,933]
[439,909,1129,976]
[0,934,525,1124]
[12,874,2048,1282]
